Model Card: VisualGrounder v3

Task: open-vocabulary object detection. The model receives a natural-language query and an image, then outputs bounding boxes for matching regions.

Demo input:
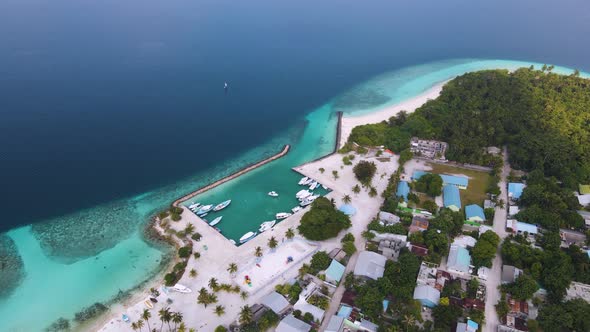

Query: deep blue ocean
[1,0,589,231]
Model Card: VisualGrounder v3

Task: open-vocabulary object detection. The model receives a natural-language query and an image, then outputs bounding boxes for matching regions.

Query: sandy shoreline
[95,81,447,332]
[339,82,445,148]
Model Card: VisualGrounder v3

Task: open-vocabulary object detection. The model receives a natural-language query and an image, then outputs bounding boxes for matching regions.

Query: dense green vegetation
[298,197,351,240]
[353,160,377,185]
[414,173,443,197]
[349,68,590,186]
[470,230,500,268]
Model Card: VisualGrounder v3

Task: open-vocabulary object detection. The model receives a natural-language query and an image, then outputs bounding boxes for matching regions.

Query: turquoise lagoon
[1,59,585,331]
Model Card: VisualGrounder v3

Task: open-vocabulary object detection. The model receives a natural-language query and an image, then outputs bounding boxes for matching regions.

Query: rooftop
[465,204,485,221]
[396,181,410,200]
[447,244,471,274]
[508,183,525,200]
[260,291,290,314]
[413,284,441,307]
[354,251,386,280]
[580,184,590,195]
[276,314,311,332]
[413,171,469,188]
[325,259,346,283]
[516,221,538,235]
[443,185,462,209]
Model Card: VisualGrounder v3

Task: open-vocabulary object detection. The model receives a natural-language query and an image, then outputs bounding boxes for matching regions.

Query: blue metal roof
[448,244,471,273]
[516,221,538,234]
[443,185,461,209]
[325,259,345,283]
[337,305,353,318]
[465,204,485,220]
[508,183,525,199]
[412,171,469,187]
[467,320,479,331]
[382,300,389,312]
[396,181,410,200]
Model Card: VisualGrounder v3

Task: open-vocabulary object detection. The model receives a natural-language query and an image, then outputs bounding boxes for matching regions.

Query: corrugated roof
[325,259,346,283]
[443,185,461,209]
[516,221,538,234]
[354,251,386,280]
[260,291,290,314]
[396,181,410,200]
[508,183,525,199]
[325,315,344,332]
[412,171,469,187]
[447,244,471,273]
[413,285,441,307]
[276,314,311,332]
[465,204,485,221]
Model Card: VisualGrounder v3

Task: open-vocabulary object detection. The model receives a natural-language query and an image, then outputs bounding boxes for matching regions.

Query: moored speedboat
[309,181,318,190]
[300,195,319,207]
[213,200,231,211]
[209,216,223,226]
[298,176,309,185]
[197,204,213,214]
[268,191,279,197]
[322,184,328,190]
[296,190,312,199]
[240,231,257,243]
[303,178,313,186]
[188,202,201,210]
[259,220,276,233]
[276,212,292,220]
[291,206,302,213]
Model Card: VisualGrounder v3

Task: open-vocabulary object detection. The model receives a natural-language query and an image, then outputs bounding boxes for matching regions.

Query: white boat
[268,191,279,197]
[229,239,236,245]
[291,206,302,213]
[296,190,312,199]
[303,178,313,186]
[213,200,231,211]
[300,195,319,207]
[144,300,154,309]
[322,184,328,190]
[309,181,318,190]
[276,212,292,220]
[239,231,257,244]
[197,204,213,214]
[259,220,276,233]
[172,283,192,293]
[209,216,223,226]
[298,176,309,185]
[200,213,208,218]
[188,202,201,209]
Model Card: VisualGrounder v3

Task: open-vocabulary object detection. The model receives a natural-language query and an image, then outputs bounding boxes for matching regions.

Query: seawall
[172,144,291,207]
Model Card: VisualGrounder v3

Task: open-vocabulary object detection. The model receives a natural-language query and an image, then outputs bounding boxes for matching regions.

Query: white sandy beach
[97,82,445,332]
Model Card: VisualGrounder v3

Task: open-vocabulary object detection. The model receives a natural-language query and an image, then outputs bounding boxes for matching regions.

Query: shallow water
[0,59,587,331]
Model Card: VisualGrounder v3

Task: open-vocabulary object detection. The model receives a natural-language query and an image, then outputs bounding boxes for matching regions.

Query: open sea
[1,0,590,330]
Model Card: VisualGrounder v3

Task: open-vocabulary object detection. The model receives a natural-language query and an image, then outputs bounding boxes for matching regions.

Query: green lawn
[427,162,491,207]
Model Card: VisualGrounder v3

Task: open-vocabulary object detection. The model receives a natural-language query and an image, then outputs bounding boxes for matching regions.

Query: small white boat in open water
[240,231,257,243]
[276,212,292,220]
[209,216,223,226]
[259,220,276,233]
[268,191,279,197]
[213,200,231,211]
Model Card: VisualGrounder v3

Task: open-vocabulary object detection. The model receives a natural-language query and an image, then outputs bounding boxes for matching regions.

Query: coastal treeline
[348,67,590,187]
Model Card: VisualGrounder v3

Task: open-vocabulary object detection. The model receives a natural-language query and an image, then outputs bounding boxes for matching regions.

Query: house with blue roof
[413,285,441,307]
[396,180,410,201]
[456,319,479,332]
[447,244,471,274]
[508,183,525,200]
[465,204,485,223]
[412,171,469,189]
[325,259,345,284]
[443,185,461,211]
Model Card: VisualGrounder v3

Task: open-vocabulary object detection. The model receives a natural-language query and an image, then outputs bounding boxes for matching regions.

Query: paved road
[318,237,366,331]
[483,147,511,332]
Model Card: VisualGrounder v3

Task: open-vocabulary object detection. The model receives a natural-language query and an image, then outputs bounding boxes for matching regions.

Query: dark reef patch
[0,234,25,298]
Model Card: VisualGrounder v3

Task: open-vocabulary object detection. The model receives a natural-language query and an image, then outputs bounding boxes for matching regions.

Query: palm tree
[369,186,377,197]
[239,305,253,325]
[208,277,218,291]
[268,236,278,252]
[136,319,144,332]
[342,194,352,204]
[172,312,183,332]
[332,170,339,179]
[285,228,295,241]
[240,290,249,300]
[162,309,172,332]
[184,223,195,236]
[198,287,210,307]
[254,246,263,261]
[352,184,361,194]
[158,307,169,332]
[131,322,138,332]
[402,314,415,332]
[214,305,226,316]
[227,263,238,277]
[189,268,197,278]
[177,322,187,332]
[141,309,152,332]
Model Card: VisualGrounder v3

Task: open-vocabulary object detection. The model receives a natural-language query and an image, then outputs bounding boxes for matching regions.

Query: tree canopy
[414,173,443,197]
[298,197,351,240]
[353,160,377,185]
